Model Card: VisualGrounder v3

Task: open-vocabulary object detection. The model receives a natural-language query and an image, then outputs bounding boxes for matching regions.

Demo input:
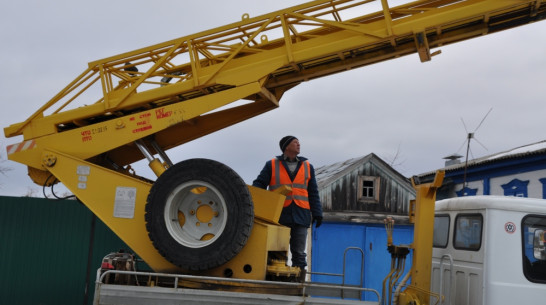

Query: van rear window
[453,214,482,251]
[433,215,450,248]
[522,215,546,283]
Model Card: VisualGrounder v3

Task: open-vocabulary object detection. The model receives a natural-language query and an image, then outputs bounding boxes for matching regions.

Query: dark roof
[315,153,410,188]
[418,139,546,178]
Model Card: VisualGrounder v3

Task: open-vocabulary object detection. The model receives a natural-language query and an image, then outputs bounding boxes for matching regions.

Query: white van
[431,196,546,305]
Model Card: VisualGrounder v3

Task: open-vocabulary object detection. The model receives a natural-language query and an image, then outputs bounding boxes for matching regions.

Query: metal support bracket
[414,31,431,62]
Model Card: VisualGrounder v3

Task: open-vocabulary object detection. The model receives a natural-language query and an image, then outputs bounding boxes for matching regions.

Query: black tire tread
[145,159,254,271]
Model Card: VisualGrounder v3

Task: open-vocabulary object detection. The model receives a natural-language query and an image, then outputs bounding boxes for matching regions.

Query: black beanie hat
[279,135,297,152]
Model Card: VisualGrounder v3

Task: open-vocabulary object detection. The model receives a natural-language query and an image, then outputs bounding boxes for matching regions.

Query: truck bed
[93,270,380,305]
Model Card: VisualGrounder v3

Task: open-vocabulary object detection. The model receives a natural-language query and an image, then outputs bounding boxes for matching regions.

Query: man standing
[252,135,323,280]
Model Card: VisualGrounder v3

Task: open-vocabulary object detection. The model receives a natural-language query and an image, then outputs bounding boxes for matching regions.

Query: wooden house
[315,153,415,223]
[310,153,416,300]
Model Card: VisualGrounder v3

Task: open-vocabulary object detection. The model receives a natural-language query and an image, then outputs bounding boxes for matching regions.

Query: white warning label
[77,165,90,189]
[113,186,137,219]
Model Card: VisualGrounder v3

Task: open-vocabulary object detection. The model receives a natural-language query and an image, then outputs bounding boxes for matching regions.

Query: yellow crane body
[403,172,445,304]
[38,145,290,275]
[4,0,546,301]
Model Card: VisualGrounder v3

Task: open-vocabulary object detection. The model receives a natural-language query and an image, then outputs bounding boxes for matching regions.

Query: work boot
[299,269,307,283]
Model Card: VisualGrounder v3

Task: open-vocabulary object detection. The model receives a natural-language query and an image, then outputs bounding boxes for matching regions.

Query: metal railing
[95,268,381,303]
[308,247,374,301]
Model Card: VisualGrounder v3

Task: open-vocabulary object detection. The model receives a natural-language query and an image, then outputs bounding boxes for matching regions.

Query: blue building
[417,140,546,200]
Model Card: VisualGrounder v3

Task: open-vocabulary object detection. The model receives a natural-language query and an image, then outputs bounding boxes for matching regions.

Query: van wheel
[145,159,254,271]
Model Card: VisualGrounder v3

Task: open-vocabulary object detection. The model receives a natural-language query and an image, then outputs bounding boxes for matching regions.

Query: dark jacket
[252,155,323,227]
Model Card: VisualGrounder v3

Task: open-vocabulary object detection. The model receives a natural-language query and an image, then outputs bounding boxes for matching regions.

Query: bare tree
[0,163,10,175]
[23,187,40,198]
[384,143,406,171]
[0,147,12,188]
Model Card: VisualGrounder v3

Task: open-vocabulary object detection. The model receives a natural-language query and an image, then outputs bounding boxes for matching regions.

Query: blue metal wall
[311,222,414,301]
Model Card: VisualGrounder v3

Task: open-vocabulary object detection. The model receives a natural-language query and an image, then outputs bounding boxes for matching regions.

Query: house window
[363,180,374,197]
[358,176,379,203]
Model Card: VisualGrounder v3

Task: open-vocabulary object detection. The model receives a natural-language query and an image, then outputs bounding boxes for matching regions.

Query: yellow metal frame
[40,149,290,275]
[5,0,544,175]
[202,219,292,280]
[6,0,545,143]
[41,149,177,271]
[398,171,445,305]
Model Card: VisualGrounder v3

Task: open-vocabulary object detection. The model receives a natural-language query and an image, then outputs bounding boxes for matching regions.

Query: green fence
[0,196,137,305]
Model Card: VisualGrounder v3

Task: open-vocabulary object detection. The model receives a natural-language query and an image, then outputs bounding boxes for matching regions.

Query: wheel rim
[164,180,228,248]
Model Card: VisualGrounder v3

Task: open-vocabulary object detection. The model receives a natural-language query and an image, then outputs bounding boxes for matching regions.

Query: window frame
[453,213,483,251]
[357,175,380,203]
[433,214,450,248]
[521,214,546,284]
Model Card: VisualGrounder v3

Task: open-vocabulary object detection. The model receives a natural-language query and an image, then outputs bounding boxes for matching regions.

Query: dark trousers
[289,225,308,268]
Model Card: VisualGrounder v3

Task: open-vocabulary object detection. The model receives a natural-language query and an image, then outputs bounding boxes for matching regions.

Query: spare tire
[145,158,254,271]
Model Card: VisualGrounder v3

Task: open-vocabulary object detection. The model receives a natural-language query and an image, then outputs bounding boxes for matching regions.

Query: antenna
[459,108,492,191]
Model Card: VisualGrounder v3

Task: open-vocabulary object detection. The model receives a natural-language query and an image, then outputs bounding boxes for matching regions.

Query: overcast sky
[1,0,546,197]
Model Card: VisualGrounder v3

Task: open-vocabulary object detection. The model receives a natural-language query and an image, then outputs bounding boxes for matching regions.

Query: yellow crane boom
[5,0,545,172]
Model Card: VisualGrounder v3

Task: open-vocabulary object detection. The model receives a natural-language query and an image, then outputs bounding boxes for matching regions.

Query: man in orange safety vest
[252,136,323,280]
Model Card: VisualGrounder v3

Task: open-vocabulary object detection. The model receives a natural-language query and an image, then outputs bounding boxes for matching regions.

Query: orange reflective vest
[269,158,311,209]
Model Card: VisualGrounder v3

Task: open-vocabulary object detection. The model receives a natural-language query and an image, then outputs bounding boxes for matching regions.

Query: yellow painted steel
[40,149,179,272]
[4,0,545,179]
[6,81,265,171]
[397,171,445,305]
[202,219,292,280]
[3,0,546,285]
[40,148,291,275]
[148,158,167,177]
[6,0,545,145]
[249,185,290,224]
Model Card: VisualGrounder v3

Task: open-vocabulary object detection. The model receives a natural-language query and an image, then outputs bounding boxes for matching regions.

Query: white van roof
[436,196,546,214]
